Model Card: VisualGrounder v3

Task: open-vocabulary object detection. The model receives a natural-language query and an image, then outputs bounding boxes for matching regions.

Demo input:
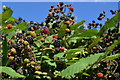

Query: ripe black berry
[53,40,61,47]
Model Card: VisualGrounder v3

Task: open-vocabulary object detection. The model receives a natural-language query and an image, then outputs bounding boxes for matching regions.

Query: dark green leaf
[0,66,25,78]
[2,27,17,33]
[2,37,9,66]
[73,29,98,37]
[61,53,104,78]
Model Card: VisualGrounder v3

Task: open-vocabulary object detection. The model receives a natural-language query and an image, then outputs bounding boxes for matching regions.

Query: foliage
[1,3,120,80]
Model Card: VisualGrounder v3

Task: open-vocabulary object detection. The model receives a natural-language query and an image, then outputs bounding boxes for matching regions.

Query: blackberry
[14,43,21,50]
[18,17,22,21]
[51,6,54,8]
[25,37,34,44]
[15,57,22,63]
[52,23,59,28]
[59,2,64,6]
[60,16,65,20]
[30,21,34,24]
[53,40,61,47]
[46,24,50,28]
[17,33,22,38]
[28,67,35,74]
[60,7,63,11]
[45,19,51,24]
[23,20,26,22]
[92,20,95,23]
[99,13,103,17]
[33,25,38,30]
[64,18,69,21]
[55,15,59,20]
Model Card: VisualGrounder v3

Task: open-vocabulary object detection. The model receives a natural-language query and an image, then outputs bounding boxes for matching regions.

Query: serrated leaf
[2,8,13,22]
[70,20,85,30]
[0,66,25,78]
[61,53,104,78]
[7,16,17,22]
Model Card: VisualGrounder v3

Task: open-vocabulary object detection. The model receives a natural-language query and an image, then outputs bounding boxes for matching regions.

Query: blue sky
[2,2,119,29]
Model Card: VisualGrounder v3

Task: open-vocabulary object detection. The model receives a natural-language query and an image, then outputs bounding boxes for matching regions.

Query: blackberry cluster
[24,37,34,44]
[53,39,61,47]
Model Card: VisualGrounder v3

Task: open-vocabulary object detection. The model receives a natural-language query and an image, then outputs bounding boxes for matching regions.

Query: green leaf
[2,37,9,66]
[35,36,43,39]
[54,52,65,58]
[7,16,17,22]
[98,40,119,61]
[54,48,83,59]
[36,30,42,35]
[98,12,120,36]
[70,20,85,30]
[34,41,43,47]
[105,40,119,56]
[58,24,67,38]
[0,66,25,78]
[2,27,17,33]
[42,56,56,67]
[46,35,53,43]
[2,7,13,22]
[16,22,28,30]
[82,72,90,76]
[65,48,83,59]
[73,29,98,37]
[74,26,85,34]
[7,31,16,39]
[103,54,120,60]
[61,53,104,78]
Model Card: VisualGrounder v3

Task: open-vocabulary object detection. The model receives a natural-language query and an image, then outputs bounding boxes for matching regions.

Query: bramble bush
[0,2,120,80]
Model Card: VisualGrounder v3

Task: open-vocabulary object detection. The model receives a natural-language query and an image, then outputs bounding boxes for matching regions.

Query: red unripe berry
[40,38,45,42]
[53,35,58,39]
[8,40,14,43]
[65,21,70,24]
[43,28,50,34]
[7,24,12,29]
[97,72,103,77]
[60,47,65,52]
[70,7,74,12]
